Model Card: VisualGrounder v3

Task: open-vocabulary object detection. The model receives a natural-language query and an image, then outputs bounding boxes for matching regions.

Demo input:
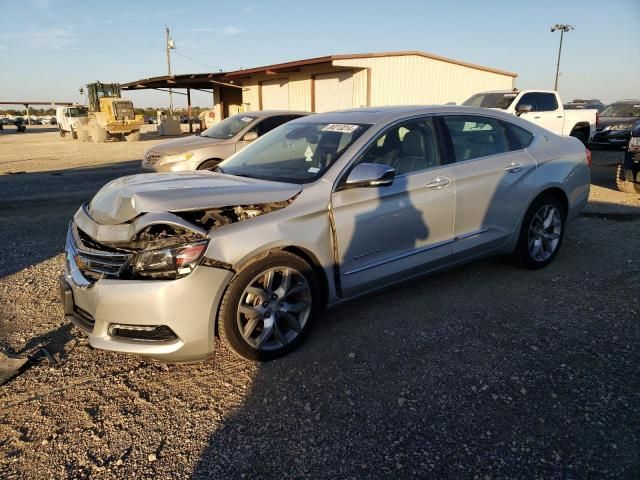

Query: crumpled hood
[148,135,228,155]
[88,172,302,225]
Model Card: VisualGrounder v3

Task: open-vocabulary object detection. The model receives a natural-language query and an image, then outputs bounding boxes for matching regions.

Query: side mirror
[342,163,395,190]
[516,104,533,116]
[242,131,258,142]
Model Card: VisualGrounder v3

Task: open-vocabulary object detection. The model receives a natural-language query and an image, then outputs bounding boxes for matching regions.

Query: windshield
[463,92,517,109]
[68,107,88,117]
[201,114,256,139]
[219,121,370,183]
[600,103,640,118]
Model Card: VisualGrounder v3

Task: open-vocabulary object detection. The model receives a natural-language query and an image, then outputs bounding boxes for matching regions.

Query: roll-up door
[314,71,353,113]
[261,78,289,110]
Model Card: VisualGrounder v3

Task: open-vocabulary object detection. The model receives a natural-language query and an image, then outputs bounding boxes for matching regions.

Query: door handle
[504,162,523,173]
[556,115,563,118]
[426,177,451,189]
[533,116,541,119]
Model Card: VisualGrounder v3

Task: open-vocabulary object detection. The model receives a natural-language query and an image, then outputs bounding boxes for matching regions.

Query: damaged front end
[68,198,294,283]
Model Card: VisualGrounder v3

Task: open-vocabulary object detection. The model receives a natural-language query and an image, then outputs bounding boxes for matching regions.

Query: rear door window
[503,122,534,149]
[516,93,559,112]
[443,116,510,161]
[254,115,303,136]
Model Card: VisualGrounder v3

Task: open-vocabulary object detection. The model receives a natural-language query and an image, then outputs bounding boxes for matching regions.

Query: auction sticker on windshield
[322,124,359,133]
[241,117,253,123]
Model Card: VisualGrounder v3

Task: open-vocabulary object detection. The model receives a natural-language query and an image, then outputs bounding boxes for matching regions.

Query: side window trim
[333,114,446,191]
[440,114,513,163]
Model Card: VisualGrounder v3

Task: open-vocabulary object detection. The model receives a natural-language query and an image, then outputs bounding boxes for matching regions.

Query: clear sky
[1,0,638,109]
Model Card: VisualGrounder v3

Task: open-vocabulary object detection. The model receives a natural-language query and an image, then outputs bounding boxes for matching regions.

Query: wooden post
[187,88,192,133]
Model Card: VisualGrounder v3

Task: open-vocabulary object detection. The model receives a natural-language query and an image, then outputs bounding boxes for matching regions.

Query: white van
[56,105,88,139]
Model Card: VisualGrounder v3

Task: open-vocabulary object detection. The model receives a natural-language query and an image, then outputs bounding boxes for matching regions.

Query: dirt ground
[0,127,639,479]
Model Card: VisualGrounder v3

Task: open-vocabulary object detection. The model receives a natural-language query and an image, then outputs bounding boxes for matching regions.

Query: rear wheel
[59,128,65,138]
[71,129,78,140]
[125,130,140,142]
[570,129,588,145]
[514,194,566,269]
[90,122,107,143]
[218,252,320,361]
[78,128,90,142]
[616,163,640,194]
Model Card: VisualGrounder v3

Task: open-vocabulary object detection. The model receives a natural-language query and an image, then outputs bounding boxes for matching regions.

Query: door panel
[451,150,536,259]
[332,166,455,296]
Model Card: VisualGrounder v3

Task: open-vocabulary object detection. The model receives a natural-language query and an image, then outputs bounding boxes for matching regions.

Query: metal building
[121,51,517,123]
[227,51,517,115]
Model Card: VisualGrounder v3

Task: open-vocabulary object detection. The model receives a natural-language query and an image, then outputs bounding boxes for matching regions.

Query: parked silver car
[142,111,309,172]
[61,106,591,362]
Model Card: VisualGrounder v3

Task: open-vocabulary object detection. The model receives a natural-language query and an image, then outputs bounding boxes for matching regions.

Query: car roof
[243,110,311,118]
[291,105,527,126]
[609,99,640,104]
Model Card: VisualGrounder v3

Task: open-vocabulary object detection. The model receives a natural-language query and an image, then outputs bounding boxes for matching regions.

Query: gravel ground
[0,130,639,478]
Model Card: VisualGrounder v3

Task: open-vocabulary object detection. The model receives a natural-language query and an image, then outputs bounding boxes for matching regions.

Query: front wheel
[570,129,588,145]
[218,252,320,361]
[59,128,65,137]
[514,194,566,269]
[71,129,78,140]
[198,159,222,170]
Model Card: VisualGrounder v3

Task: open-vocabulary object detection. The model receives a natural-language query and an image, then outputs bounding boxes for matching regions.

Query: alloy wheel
[236,267,312,351]
[528,204,562,262]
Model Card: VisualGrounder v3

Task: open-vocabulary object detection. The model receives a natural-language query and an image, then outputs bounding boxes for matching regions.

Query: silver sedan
[61,106,591,362]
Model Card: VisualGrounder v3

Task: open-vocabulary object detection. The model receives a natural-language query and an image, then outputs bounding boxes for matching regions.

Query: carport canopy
[120,73,243,132]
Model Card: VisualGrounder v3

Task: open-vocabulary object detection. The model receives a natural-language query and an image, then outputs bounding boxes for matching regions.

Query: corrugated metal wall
[334,55,514,106]
[239,54,515,113]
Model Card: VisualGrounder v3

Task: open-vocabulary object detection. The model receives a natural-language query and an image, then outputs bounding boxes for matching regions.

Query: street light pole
[165,26,176,112]
[551,24,574,91]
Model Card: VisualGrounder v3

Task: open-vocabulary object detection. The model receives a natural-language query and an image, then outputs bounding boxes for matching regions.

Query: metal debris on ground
[0,351,29,385]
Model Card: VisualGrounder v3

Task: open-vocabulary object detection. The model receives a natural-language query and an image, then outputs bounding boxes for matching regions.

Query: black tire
[125,130,140,142]
[616,163,640,194]
[218,251,321,361]
[71,129,78,140]
[513,194,566,269]
[570,129,588,145]
[198,159,222,170]
[59,128,65,137]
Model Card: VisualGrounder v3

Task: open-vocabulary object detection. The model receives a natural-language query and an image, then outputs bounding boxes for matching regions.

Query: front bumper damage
[61,214,233,362]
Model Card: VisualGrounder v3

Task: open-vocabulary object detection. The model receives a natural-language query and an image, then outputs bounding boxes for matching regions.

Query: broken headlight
[129,240,208,280]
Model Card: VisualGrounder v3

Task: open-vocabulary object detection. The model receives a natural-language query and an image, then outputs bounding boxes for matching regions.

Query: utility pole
[165,26,176,112]
[551,24,574,91]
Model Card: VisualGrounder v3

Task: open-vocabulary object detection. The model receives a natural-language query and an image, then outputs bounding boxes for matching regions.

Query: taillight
[596,112,600,128]
[585,148,592,167]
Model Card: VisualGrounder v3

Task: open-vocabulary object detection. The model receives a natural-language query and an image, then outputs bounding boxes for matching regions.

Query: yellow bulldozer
[79,82,143,143]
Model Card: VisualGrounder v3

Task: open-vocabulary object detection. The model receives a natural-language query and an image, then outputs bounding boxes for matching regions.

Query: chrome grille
[143,151,164,167]
[67,223,132,281]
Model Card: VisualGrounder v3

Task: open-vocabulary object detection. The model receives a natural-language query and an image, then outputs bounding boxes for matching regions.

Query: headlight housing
[128,240,208,279]
[628,137,640,152]
[609,123,633,131]
[162,152,194,164]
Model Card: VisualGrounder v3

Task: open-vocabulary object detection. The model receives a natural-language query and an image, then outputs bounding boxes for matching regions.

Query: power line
[173,50,218,70]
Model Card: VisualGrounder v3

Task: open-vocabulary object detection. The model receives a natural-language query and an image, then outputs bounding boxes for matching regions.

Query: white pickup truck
[463,89,596,144]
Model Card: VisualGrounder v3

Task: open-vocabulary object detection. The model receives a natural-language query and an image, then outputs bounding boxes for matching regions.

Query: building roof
[222,51,518,78]
[120,50,517,91]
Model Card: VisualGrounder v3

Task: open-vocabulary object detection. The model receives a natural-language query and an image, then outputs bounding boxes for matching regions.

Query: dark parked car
[564,101,605,113]
[617,121,640,193]
[590,100,640,148]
